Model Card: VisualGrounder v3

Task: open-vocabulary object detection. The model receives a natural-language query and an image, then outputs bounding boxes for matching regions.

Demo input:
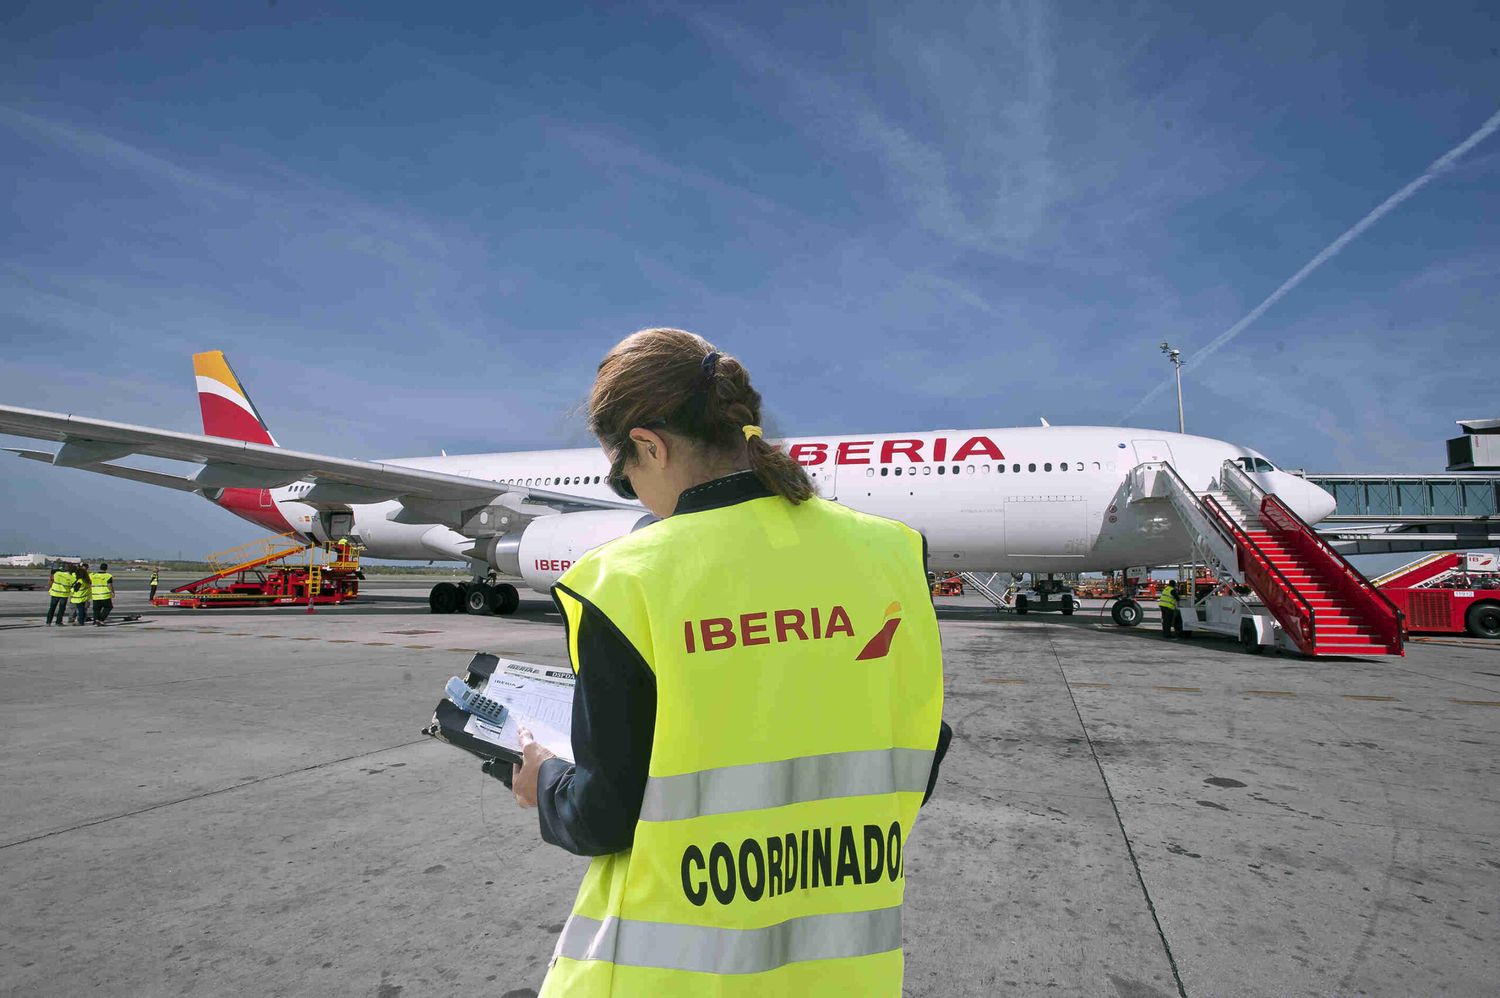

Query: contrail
[1121,106,1500,424]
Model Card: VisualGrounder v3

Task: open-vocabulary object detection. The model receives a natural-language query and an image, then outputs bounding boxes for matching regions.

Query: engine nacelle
[487,510,656,591]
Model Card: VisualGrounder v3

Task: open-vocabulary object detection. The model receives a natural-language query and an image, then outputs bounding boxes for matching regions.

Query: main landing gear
[429,578,520,615]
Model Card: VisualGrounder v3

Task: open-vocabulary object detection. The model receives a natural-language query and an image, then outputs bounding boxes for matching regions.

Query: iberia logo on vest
[682,601,903,661]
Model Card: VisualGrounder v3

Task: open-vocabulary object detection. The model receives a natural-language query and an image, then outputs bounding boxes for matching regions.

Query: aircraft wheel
[464,585,492,615]
[500,583,520,615]
[488,583,520,615]
[429,582,461,614]
[1466,602,1500,640]
[1014,594,1029,615]
[1111,598,1142,628]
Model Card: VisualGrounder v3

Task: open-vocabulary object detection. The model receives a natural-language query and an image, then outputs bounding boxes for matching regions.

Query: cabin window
[1058,462,1067,472]
[880,467,889,476]
[1093,462,1101,470]
[937,466,946,475]
[1044,463,1052,472]
[965,465,975,475]
[1028,463,1036,472]
[997,464,1005,473]
[922,466,932,476]
[951,465,960,475]
[1012,463,1021,473]
[981,464,990,474]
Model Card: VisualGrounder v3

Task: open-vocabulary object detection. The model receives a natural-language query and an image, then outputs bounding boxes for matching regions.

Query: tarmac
[1,578,1497,997]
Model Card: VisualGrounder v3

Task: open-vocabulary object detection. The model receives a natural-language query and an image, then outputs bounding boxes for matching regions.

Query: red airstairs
[1137,461,1404,656]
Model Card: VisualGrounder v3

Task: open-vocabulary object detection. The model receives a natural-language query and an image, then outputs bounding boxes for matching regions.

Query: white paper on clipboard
[460,659,576,763]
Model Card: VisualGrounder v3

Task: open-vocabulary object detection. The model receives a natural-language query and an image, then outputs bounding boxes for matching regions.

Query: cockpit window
[1236,456,1277,473]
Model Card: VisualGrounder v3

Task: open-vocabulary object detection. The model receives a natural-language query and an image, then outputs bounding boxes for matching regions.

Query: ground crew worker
[506,329,952,996]
[91,562,115,625]
[46,565,75,626]
[70,563,92,625]
[1159,578,1183,639]
[149,569,159,602]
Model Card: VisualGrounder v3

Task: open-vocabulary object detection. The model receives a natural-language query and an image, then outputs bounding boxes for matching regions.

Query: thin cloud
[1121,105,1500,422]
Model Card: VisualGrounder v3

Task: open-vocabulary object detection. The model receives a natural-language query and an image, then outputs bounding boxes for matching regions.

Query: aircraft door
[320,510,355,542]
[1131,439,1175,466]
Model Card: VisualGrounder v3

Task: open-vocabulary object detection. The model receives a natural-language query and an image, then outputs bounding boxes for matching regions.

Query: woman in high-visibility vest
[507,328,951,996]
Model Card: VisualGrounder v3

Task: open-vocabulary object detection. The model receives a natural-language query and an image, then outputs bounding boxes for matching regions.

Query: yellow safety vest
[545,495,944,997]
[1159,585,1178,610]
[50,571,75,598]
[69,576,91,603]
[91,572,114,600]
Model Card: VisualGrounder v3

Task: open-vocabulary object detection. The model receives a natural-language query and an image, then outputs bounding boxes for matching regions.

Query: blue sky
[1,1,1497,558]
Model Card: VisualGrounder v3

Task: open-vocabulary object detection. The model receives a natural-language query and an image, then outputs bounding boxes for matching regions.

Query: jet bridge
[1299,472,1500,556]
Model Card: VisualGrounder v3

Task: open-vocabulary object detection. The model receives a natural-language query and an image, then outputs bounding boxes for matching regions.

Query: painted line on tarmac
[1069,682,1111,689]
[1244,690,1297,698]
[1154,686,1201,693]
[1343,694,1399,702]
[983,678,1026,684]
[1450,699,1500,707]
[0,738,430,852]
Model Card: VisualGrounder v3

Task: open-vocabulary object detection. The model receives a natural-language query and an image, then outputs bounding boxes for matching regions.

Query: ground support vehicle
[1014,576,1079,616]
[0,579,40,591]
[1374,552,1500,639]
[153,534,361,610]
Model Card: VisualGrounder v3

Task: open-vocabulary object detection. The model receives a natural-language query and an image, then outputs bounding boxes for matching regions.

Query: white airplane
[0,351,1335,623]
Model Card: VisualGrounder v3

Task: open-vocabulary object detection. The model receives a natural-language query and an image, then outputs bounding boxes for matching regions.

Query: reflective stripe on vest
[640,747,935,823]
[91,573,113,600]
[1159,587,1177,610]
[50,573,74,597]
[555,905,902,975]
[70,580,90,602]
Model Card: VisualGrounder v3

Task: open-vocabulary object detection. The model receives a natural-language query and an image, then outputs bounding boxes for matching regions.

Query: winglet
[193,351,278,446]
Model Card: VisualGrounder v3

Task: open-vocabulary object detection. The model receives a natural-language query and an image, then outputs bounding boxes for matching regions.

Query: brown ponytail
[588,328,815,504]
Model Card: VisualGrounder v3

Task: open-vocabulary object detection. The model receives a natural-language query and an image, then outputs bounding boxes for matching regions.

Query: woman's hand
[511,724,557,808]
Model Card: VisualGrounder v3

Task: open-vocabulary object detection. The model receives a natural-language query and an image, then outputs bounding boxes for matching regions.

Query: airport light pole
[1159,341,1184,433]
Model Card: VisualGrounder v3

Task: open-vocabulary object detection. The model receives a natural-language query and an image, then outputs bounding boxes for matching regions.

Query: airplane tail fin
[192,351,278,446]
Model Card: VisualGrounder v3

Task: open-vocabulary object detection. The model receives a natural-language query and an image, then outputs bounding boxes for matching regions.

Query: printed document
[459,659,575,763]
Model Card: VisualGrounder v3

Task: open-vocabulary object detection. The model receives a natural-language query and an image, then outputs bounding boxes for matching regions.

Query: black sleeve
[535,591,657,857]
[915,531,952,806]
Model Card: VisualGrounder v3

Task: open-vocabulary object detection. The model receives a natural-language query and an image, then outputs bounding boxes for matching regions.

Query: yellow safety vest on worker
[91,571,114,601]
[69,575,90,603]
[1158,584,1178,610]
[544,494,943,997]
[50,571,75,598]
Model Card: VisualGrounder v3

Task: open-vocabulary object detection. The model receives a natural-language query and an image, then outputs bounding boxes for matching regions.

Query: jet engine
[474,509,656,592]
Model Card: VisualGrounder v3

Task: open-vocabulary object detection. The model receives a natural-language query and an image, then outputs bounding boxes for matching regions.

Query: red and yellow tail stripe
[193,351,277,446]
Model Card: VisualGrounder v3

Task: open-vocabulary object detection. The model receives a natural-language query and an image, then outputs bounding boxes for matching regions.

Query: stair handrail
[1222,460,1405,649]
[1142,461,1239,570]
[1259,493,1405,654]
[959,571,1007,608]
[1201,494,1316,653]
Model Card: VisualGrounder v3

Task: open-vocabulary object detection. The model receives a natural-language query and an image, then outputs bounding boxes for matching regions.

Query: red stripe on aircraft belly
[199,394,275,445]
[214,487,295,534]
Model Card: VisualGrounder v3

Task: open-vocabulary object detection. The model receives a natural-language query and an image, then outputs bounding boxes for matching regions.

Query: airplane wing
[0,404,640,532]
